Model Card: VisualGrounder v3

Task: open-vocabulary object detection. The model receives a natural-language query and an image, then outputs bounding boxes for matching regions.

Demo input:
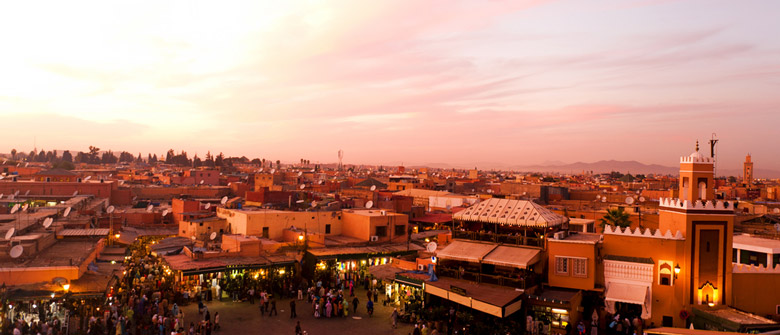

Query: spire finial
[695,140,699,152]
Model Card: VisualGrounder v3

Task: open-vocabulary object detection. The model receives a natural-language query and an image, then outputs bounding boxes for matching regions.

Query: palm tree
[600,207,631,230]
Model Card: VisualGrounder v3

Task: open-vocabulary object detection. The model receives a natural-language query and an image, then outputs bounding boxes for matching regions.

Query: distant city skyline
[1,1,779,171]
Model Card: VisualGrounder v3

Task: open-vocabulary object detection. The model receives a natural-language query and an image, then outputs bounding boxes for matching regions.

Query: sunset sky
[1,0,778,171]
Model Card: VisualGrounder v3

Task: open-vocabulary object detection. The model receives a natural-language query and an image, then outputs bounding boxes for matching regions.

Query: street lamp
[62,284,70,292]
[674,264,681,279]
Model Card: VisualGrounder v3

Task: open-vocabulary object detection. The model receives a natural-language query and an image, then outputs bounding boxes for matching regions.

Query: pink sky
[1,0,779,172]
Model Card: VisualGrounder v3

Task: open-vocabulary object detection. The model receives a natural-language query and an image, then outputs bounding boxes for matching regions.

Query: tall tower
[659,141,734,307]
[678,141,715,202]
[743,154,753,185]
[338,149,344,171]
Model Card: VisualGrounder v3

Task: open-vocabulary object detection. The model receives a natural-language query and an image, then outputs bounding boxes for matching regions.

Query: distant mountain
[513,160,679,175]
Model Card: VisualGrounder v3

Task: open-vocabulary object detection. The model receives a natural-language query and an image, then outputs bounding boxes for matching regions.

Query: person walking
[352,297,359,314]
[295,321,302,335]
[290,300,297,318]
[213,312,220,331]
[269,296,278,316]
[248,288,255,304]
[366,300,374,318]
[391,308,399,329]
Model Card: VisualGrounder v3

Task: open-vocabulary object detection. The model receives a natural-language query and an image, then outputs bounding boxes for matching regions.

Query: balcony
[437,266,536,290]
[452,230,544,248]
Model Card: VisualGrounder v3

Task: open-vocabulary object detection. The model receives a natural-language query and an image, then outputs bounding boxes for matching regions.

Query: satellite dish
[191,235,196,241]
[270,169,276,174]
[426,242,438,253]
[146,205,154,212]
[365,201,374,209]
[13,190,19,197]
[119,180,125,185]
[296,200,304,204]
[299,184,305,190]
[109,173,112,177]
[221,196,228,205]
[0,193,3,199]
[318,180,323,185]
[22,204,29,212]
[24,190,30,196]
[5,228,15,240]
[162,209,169,217]
[132,196,137,201]
[595,195,601,200]
[200,180,205,185]
[73,191,78,196]
[370,185,376,191]
[601,198,607,203]
[9,245,23,259]
[106,205,115,214]
[259,168,264,173]
[43,217,53,229]
[311,201,317,207]
[298,171,303,177]
[10,204,20,214]
[204,203,211,209]
[209,232,217,240]
[25,162,29,167]
[639,197,646,203]
[84,176,91,181]
[625,197,635,205]
[63,207,72,218]
[774,208,780,214]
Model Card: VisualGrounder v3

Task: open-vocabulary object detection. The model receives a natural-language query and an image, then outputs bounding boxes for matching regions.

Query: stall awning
[424,276,524,318]
[436,240,496,263]
[605,282,648,305]
[482,245,541,269]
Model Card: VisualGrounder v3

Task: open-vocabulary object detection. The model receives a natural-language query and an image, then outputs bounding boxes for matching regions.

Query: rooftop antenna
[709,133,719,175]
[5,227,15,240]
[9,245,23,259]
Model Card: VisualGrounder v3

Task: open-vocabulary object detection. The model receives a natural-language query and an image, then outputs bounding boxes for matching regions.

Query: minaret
[659,141,734,307]
[743,154,753,185]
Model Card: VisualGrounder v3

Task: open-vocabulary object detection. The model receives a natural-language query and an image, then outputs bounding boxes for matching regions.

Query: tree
[193,154,202,167]
[215,152,224,167]
[37,149,47,162]
[166,149,175,164]
[88,146,100,164]
[600,207,631,230]
[276,160,281,168]
[62,150,73,162]
[52,161,75,170]
[10,149,16,160]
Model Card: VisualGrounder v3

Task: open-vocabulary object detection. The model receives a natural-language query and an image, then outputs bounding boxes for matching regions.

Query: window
[262,227,269,238]
[375,226,387,237]
[395,225,406,236]
[555,257,569,276]
[663,316,673,327]
[325,224,331,234]
[572,258,587,278]
[659,261,673,286]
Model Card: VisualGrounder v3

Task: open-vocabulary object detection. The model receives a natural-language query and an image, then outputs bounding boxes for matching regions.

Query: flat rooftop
[549,232,602,244]
[0,239,99,268]
[733,234,780,253]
